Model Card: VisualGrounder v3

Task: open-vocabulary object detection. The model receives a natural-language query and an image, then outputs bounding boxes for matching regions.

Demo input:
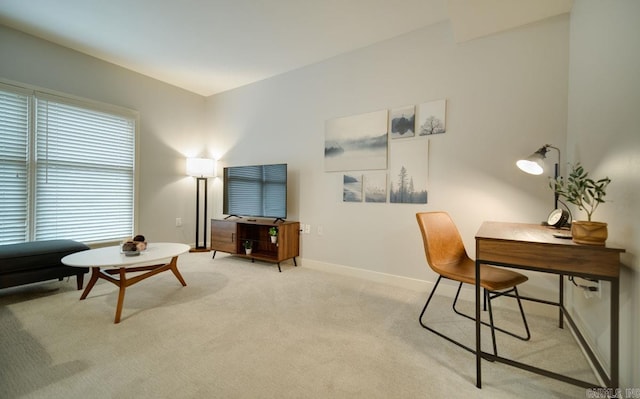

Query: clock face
[547,209,568,227]
[548,210,562,224]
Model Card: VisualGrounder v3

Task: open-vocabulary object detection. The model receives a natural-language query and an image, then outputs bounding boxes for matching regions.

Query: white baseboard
[300,258,431,292]
[300,258,557,319]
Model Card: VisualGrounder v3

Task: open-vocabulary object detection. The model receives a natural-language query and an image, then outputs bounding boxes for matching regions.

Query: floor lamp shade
[186,158,215,251]
[186,157,215,178]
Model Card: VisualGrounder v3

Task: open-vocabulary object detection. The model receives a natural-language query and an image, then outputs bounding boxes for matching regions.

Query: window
[0,83,137,245]
[0,88,29,244]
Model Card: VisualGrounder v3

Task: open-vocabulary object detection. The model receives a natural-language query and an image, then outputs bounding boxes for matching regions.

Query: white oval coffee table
[62,242,190,323]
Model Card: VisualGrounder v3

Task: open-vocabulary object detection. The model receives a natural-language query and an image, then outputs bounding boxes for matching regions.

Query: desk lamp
[186,157,216,251]
[516,144,570,228]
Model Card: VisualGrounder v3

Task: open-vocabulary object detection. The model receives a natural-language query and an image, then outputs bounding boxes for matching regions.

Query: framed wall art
[389,138,428,204]
[325,109,388,172]
[364,172,387,203]
[418,99,446,135]
[343,174,363,202]
[389,106,415,139]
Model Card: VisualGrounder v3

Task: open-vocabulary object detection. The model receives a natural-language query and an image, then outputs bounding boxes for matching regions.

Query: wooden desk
[474,222,624,389]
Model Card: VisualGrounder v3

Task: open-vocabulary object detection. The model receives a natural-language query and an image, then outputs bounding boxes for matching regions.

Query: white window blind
[34,95,135,242]
[0,89,29,244]
[0,84,136,245]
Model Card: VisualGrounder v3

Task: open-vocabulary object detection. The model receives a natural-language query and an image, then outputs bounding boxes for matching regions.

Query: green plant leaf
[550,162,610,220]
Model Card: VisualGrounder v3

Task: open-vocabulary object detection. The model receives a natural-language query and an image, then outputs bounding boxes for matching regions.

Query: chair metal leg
[483,288,487,311]
[451,281,530,342]
[453,282,498,357]
[486,288,531,341]
[420,276,531,357]
[513,286,531,340]
[419,277,476,355]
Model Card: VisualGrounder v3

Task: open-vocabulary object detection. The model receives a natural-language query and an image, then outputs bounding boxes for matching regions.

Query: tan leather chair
[416,211,530,355]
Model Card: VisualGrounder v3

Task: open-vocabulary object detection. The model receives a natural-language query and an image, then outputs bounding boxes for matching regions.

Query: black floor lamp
[186,157,215,252]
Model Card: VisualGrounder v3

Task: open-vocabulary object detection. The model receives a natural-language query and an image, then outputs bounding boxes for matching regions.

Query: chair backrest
[416,211,470,274]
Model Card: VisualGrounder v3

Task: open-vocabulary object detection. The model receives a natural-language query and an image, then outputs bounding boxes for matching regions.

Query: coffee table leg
[80,267,100,300]
[169,256,187,286]
[80,258,186,323]
[114,267,127,324]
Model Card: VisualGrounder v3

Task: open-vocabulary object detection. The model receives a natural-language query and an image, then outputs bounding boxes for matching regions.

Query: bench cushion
[0,239,90,274]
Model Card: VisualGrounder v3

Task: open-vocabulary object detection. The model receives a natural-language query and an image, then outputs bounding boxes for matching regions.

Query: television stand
[210,218,300,272]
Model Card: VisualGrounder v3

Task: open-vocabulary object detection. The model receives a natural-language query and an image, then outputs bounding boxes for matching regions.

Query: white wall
[566,0,640,388]
[206,17,570,298]
[3,3,636,387]
[0,25,207,245]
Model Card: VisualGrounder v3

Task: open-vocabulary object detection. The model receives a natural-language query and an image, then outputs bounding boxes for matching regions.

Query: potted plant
[243,240,252,255]
[549,162,611,245]
[268,227,278,244]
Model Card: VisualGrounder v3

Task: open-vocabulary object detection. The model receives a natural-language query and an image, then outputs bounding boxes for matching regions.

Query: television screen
[223,163,287,220]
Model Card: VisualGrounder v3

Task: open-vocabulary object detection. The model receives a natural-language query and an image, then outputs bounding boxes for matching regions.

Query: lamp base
[189,247,210,253]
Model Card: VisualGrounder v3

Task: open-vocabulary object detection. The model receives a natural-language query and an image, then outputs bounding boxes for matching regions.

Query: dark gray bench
[0,240,90,290]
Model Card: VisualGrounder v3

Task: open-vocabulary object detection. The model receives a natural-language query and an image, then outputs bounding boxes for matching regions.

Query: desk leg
[475,259,482,388]
[559,274,564,329]
[612,278,619,388]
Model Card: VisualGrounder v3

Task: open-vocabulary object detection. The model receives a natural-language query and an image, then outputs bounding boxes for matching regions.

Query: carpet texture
[0,252,597,398]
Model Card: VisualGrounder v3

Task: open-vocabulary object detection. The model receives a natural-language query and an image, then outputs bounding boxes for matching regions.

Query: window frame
[0,80,140,245]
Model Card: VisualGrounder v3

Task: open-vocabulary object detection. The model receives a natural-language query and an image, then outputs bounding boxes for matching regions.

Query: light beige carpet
[1,252,598,398]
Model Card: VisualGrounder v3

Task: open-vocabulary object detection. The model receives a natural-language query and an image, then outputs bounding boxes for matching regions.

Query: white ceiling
[0,0,572,97]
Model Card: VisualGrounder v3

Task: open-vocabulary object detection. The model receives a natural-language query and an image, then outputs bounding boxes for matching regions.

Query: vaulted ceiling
[0,0,572,96]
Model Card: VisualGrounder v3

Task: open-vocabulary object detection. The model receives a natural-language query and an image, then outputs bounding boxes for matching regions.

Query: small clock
[547,209,569,228]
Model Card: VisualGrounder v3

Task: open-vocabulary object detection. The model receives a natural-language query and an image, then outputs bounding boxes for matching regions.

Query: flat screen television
[223,163,287,221]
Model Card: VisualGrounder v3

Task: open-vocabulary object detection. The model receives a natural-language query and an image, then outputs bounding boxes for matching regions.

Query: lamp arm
[544,144,561,171]
[544,144,561,209]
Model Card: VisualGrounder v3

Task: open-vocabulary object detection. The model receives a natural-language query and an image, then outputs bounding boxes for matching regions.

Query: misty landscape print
[389,138,428,204]
[343,174,363,202]
[389,166,427,203]
[325,109,388,172]
[364,172,387,203]
[389,106,415,139]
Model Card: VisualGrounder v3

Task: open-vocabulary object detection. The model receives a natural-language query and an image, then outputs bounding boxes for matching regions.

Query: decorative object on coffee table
[121,241,139,256]
[121,235,147,256]
[133,234,147,251]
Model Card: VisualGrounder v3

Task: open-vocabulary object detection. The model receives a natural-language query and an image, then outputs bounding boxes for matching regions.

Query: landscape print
[343,174,363,202]
[389,138,428,204]
[389,106,415,139]
[418,99,446,135]
[364,172,387,203]
[324,109,388,172]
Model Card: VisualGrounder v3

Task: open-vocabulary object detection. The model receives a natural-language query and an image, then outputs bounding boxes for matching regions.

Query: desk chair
[416,211,531,355]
